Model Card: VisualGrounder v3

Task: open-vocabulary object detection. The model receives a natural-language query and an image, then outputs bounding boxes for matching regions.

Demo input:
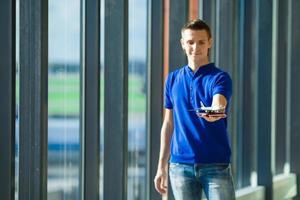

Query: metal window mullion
[202,0,216,62]
[198,0,203,19]
[274,0,287,175]
[271,0,278,176]
[217,1,236,181]
[103,0,128,199]
[285,0,292,171]
[202,0,212,24]
[19,0,48,200]
[215,0,220,65]
[0,0,15,199]
[254,0,273,199]
[146,0,163,200]
[227,2,239,188]
[217,0,234,72]
[167,1,188,199]
[237,0,258,189]
[82,0,100,199]
[79,0,85,199]
[235,0,244,189]
[240,0,255,187]
[168,0,188,72]
[289,0,300,198]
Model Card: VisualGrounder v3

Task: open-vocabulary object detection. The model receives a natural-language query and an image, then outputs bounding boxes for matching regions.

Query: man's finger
[154,176,167,194]
[160,176,167,193]
[154,177,161,192]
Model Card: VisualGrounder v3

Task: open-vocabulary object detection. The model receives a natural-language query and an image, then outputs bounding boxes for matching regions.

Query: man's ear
[208,38,213,48]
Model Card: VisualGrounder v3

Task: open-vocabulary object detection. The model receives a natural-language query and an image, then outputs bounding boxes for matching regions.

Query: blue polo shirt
[164,63,232,164]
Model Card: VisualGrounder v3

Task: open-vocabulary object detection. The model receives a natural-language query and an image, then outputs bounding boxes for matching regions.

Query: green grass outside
[16,73,146,116]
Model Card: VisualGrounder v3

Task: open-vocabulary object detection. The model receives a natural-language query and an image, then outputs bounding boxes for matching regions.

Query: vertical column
[217,0,234,72]
[146,0,163,200]
[0,0,15,199]
[255,0,273,199]
[274,0,288,175]
[202,0,216,61]
[202,0,213,27]
[232,0,245,188]
[235,0,244,188]
[289,0,300,198]
[163,0,169,79]
[167,2,188,199]
[103,0,128,199]
[168,0,188,72]
[167,2,188,198]
[240,0,255,188]
[217,2,236,176]
[19,0,48,199]
[189,0,198,20]
[82,0,100,199]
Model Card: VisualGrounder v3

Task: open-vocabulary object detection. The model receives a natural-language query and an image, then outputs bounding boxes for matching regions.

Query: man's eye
[188,41,194,45]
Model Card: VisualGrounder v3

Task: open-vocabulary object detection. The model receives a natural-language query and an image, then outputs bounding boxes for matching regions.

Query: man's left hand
[197,113,226,122]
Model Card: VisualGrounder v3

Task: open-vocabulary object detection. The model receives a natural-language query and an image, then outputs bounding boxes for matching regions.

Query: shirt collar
[185,62,215,77]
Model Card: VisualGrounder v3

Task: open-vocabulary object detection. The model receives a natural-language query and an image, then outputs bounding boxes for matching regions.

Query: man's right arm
[154,109,173,195]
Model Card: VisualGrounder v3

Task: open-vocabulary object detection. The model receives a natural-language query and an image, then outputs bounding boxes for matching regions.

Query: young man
[154,19,235,200]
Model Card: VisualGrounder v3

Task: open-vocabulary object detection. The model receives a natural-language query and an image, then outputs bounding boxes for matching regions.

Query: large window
[48,1,81,199]
[1,0,298,199]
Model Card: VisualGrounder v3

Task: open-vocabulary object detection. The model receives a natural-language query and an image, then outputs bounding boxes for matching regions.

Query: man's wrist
[157,161,168,170]
[155,169,167,177]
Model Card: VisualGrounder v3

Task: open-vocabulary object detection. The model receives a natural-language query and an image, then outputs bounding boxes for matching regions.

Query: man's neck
[188,59,209,72]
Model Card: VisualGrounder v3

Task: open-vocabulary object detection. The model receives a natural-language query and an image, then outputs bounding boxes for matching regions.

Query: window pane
[128,0,148,199]
[48,0,81,199]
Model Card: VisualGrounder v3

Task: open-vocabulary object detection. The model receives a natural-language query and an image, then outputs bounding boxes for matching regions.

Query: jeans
[169,163,236,200]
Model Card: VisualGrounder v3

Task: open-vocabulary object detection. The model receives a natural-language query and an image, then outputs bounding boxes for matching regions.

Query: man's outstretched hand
[197,113,227,122]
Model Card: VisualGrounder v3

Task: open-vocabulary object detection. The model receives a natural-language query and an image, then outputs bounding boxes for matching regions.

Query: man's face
[180,29,212,63]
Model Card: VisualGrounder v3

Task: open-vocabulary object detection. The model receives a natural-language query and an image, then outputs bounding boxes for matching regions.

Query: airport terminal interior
[1,0,300,200]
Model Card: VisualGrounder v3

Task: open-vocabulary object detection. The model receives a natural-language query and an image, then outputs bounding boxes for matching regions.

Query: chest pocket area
[171,78,190,104]
[194,79,213,106]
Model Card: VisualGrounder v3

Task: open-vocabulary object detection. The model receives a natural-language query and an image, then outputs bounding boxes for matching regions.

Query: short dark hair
[181,19,211,38]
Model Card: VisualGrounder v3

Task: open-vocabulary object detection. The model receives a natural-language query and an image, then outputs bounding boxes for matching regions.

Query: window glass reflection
[48,0,81,199]
[128,0,148,199]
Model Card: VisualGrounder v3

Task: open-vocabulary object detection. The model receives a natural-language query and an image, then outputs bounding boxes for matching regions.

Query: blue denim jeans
[169,163,235,200]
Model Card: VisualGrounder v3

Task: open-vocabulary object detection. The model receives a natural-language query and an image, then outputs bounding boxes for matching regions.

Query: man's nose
[192,43,199,49]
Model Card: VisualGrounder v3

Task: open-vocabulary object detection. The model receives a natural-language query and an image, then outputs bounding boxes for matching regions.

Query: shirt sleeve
[212,72,232,102]
[164,73,173,109]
